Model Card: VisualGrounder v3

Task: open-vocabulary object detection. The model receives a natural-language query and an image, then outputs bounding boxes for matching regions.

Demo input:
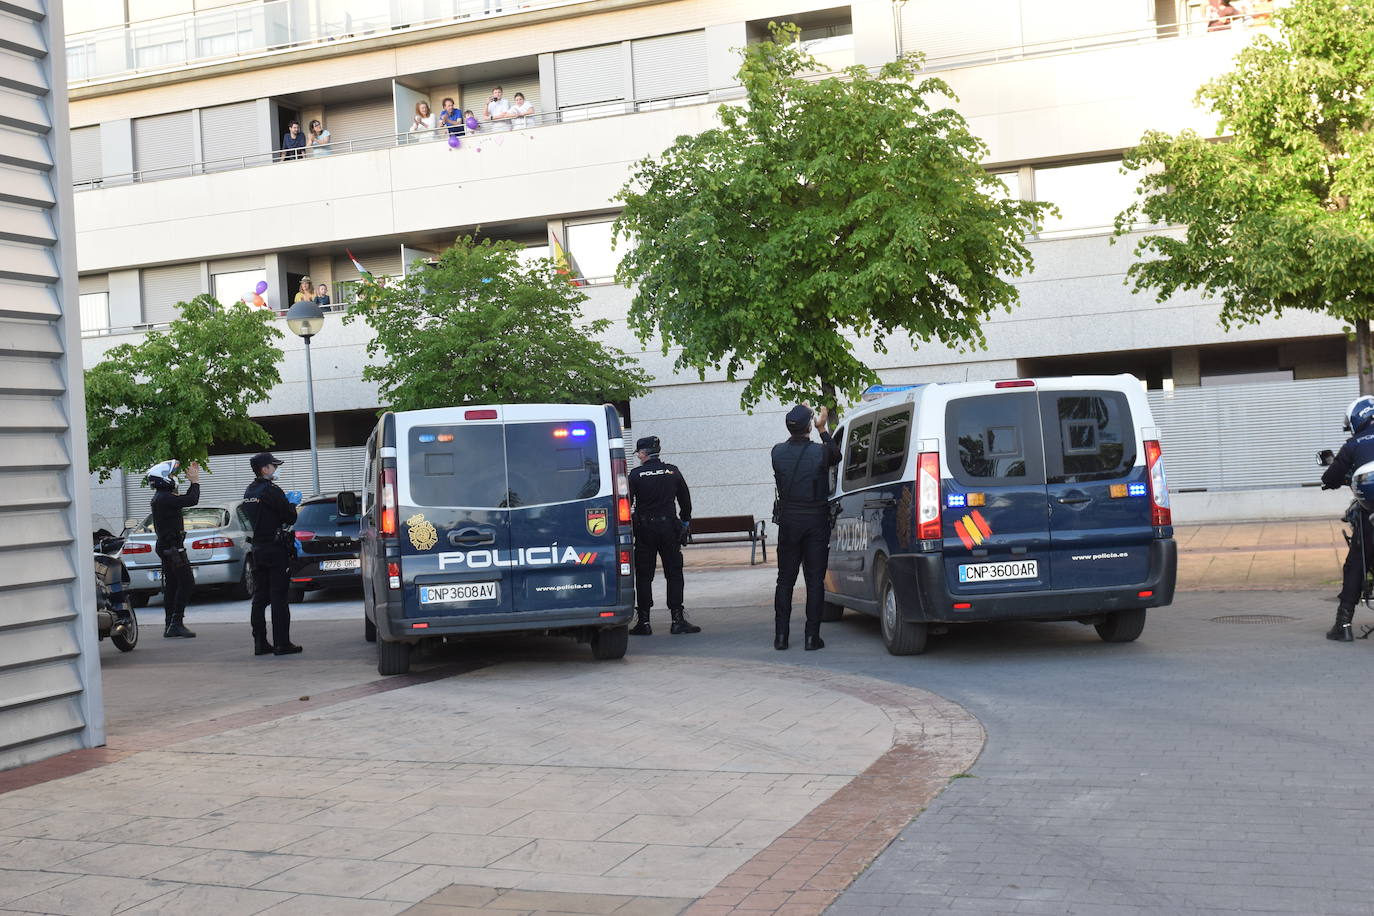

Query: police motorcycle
[94,528,139,652]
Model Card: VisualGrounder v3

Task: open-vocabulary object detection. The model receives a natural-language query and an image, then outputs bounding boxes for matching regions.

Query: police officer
[772,404,842,651]
[147,459,200,638]
[628,436,701,636]
[1321,395,1374,641]
[242,452,302,656]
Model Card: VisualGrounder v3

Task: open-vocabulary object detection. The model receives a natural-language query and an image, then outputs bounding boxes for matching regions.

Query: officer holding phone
[243,452,302,656]
[628,436,701,636]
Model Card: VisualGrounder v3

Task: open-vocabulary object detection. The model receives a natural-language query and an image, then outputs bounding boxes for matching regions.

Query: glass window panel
[844,422,873,483]
[1034,160,1139,238]
[213,269,268,308]
[79,292,109,331]
[565,220,626,281]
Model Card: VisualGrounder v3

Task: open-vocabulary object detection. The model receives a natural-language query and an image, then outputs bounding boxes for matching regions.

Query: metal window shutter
[324,97,396,150]
[333,250,402,282]
[200,101,263,172]
[140,262,204,325]
[69,125,102,183]
[631,31,706,102]
[899,0,1023,64]
[132,111,196,179]
[124,446,367,510]
[0,1,101,769]
[555,44,625,108]
[209,256,265,273]
[79,273,108,294]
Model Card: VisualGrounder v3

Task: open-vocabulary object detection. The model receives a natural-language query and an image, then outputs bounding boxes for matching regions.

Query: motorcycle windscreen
[504,419,617,609]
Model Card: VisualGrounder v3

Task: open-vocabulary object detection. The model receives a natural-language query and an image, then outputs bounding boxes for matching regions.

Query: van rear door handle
[449,527,495,546]
[1056,496,1091,505]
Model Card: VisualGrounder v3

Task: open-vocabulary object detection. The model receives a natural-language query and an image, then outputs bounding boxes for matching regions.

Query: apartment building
[67,0,1347,531]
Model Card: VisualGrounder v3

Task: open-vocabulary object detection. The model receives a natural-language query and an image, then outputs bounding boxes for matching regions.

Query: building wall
[1,0,106,770]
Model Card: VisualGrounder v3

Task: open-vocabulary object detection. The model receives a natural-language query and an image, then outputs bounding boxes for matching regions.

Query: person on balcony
[510,92,535,129]
[486,85,513,131]
[313,283,331,307]
[307,119,332,157]
[410,101,438,140]
[294,277,314,303]
[438,98,464,138]
[280,120,306,161]
[1207,0,1240,30]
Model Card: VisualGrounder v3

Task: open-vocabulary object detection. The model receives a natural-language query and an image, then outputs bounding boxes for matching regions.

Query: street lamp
[285,299,325,496]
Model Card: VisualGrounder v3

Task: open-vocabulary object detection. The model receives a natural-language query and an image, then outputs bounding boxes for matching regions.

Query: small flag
[345,249,375,285]
[549,230,586,287]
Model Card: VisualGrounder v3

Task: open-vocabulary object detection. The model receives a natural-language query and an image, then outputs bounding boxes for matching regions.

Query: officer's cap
[250,451,284,472]
[785,405,813,433]
[635,436,660,456]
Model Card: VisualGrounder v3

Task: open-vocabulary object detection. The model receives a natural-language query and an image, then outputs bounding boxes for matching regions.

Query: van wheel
[1096,608,1146,643]
[364,614,377,643]
[821,601,845,622]
[377,638,412,675]
[591,625,629,660]
[879,569,927,656]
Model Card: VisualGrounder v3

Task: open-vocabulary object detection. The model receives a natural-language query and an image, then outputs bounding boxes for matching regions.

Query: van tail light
[1144,439,1171,527]
[619,548,632,576]
[387,561,401,590]
[381,467,397,537]
[916,451,942,540]
[612,456,631,524]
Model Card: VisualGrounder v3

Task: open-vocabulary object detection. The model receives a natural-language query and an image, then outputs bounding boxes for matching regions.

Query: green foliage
[344,237,651,411]
[615,24,1049,410]
[85,295,284,482]
[1117,0,1374,369]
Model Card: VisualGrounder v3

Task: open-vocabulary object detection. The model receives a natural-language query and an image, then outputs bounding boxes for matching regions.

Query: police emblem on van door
[405,513,438,551]
[586,509,608,537]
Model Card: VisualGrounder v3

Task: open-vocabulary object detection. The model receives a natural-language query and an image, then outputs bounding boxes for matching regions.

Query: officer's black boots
[629,611,652,636]
[1328,604,1356,642]
[254,639,274,656]
[804,634,825,651]
[669,610,701,634]
[774,632,788,650]
[274,642,303,655]
[163,613,196,638]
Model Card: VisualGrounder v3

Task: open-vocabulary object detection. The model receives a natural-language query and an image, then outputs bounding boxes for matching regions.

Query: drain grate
[1210,614,1298,624]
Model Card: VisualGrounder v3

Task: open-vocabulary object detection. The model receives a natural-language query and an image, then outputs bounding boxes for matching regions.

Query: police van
[824,375,1177,655]
[355,403,635,675]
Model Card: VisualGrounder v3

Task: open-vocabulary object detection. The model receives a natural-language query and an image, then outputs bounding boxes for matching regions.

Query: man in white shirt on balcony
[486,85,513,131]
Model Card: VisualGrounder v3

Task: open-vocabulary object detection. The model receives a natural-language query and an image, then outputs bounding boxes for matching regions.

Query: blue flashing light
[418,434,437,443]
[571,428,589,437]
[1127,483,1148,497]
[947,493,967,508]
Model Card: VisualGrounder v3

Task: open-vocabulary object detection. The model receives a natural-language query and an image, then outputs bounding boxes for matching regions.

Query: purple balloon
[254,280,269,295]
[448,135,461,149]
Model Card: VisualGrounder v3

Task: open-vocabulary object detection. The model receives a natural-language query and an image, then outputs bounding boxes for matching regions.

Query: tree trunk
[820,381,839,430]
[1360,319,1373,396]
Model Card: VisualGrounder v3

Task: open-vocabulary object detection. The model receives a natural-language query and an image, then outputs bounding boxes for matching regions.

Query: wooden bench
[687,515,768,565]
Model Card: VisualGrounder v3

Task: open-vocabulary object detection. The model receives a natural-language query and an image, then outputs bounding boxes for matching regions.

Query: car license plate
[420,582,498,604]
[958,560,1038,583]
[148,570,161,581]
[319,558,361,571]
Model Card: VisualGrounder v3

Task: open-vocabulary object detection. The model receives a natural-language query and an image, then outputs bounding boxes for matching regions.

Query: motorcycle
[1319,449,1374,636]
[94,528,139,652]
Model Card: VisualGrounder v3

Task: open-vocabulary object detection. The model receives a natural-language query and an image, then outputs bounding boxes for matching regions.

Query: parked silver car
[121,504,253,606]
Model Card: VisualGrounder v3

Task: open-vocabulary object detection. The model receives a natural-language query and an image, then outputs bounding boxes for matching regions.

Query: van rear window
[947,393,1044,485]
[406,421,601,508]
[1044,393,1135,483]
[506,422,601,506]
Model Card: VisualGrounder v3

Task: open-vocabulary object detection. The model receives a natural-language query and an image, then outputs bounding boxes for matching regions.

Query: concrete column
[107,268,141,327]
[100,118,134,185]
[705,22,747,96]
[1172,346,1201,387]
[189,108,203,173]
[852,0,900,67]
[621,40,635,113]
[256,98,275,162]
[538,52,557,113]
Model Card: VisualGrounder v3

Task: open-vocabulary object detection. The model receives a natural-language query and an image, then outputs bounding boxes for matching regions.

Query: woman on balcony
[307,119,333,157]
[410,101,439,141]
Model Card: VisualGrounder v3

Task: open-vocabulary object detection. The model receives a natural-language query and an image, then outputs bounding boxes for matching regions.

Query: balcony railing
[66,0,586,86]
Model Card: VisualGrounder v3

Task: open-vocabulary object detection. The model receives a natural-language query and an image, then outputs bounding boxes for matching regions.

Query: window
[1033,160,1140,238]
[990,171,1021,201]
[505,422,601,507]
[1043,392,1135,483]
[869,411,911,480]
[947,393,1044,484]
[516,244,551,268]
[79,292,109,333]
[843,421,873,485]
[409,424,507,508]
[134,507,230,533]
[565,220,625,282]
[213,269,268,308]
[362,434,376,514]
[294,502,359,528]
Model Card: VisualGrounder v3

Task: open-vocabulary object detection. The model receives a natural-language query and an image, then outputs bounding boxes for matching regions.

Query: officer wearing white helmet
[145,459,201,638]
[1320,395,1374,641]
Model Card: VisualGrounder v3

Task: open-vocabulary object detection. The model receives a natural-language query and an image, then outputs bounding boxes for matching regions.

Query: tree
[344,236,651,411]
[86,295,284,481]
[614,24,1049,411]
[1116,0,1374,393]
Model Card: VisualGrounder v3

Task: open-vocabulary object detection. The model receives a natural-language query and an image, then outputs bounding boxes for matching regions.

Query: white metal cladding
[132,110,196,179]
[1146,377,1359,491]
[78,273,108,294]
[69,125,101,184]
[554,44,626,108]
[140,262,204,325]
[0,0,105,769]
[333,250,403,282]
[631,31,707,101]
[121,446,367,515]
[323,97,396,149]
[899,0,1023,64]
[200,101,264,172]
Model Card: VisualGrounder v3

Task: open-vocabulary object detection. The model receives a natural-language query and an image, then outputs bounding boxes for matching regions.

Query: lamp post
[285,299,326,496]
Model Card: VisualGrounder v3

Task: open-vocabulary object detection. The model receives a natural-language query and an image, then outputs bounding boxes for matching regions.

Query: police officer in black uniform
[628,436,701,636]
[147,459,200,638]
[242,452,302,656]
[772,404,842,651]
[1321,395,1374,641]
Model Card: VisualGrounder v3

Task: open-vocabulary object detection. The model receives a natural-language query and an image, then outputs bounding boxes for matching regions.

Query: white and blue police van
[356,403,635,675]
[824,375,1177,655]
